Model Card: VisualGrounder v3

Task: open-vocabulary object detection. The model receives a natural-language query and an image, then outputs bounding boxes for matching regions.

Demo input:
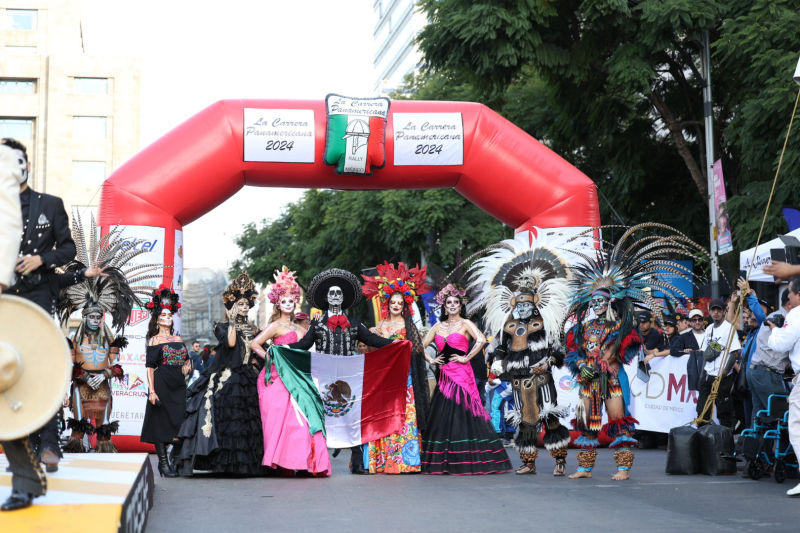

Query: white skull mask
[327,286,344,307]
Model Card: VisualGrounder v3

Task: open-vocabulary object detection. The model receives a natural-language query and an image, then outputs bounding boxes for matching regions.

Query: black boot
[155,442,178,477]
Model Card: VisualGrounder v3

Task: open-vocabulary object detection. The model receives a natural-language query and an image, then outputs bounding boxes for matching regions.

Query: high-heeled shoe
[155,442,178,477]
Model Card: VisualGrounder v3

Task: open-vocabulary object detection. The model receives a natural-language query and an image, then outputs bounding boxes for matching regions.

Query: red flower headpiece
[362,261,430,318]
[146,285,181,315]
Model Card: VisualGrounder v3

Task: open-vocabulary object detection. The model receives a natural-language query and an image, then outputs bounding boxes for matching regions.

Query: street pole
[702,30,720,298]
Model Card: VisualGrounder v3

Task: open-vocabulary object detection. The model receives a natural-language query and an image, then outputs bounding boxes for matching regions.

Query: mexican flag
[269,340,411,448]
[323,94,389,175]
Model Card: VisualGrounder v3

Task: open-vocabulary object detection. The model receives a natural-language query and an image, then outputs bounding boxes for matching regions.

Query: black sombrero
[307,268,363,311]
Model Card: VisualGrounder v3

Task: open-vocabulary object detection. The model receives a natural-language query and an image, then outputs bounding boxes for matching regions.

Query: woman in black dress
[175,272,264,476]
[141,287,190,477]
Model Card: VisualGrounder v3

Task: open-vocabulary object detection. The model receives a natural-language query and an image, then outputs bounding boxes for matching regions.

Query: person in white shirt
[0,144,22,291]
[696,298,741,429]
[766,277,800,497]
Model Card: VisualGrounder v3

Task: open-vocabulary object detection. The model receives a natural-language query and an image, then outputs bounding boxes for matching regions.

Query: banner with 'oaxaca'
[269,340,411,448]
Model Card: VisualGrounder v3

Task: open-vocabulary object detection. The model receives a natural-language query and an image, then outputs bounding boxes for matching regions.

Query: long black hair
[146,310,174,341]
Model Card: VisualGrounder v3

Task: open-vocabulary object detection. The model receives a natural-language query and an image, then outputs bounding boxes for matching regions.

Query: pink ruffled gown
[257,330,331,476]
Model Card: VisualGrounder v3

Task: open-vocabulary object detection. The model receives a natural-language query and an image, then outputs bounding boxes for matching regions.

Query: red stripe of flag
[360,340,411,443]
[367,115,387,169]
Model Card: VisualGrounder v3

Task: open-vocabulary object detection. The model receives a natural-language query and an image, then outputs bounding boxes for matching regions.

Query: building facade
[372,0,426,95]
[0,0,140,215]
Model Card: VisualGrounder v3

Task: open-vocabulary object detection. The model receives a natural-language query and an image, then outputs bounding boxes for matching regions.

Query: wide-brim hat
[307,268,362,311]
[0,295,71,440]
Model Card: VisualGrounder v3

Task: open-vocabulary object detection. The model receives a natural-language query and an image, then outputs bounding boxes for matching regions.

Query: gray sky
[80,0,378,270]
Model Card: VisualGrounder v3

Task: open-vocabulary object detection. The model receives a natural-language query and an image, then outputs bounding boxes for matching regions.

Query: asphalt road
[145,448,798,533]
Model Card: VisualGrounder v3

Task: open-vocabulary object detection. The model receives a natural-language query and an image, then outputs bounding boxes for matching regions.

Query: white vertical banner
[106,226,165,438]
[173,229,184,335]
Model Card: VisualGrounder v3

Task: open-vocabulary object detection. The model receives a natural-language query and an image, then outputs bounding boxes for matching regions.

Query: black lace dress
[141,342,188,444]
[176,321,265,476]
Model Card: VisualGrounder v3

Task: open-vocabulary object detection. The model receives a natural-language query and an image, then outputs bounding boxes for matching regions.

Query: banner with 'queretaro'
[269,341,411,448]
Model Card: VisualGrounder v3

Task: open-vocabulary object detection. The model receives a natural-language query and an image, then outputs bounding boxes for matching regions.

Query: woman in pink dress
[250,267,331,476]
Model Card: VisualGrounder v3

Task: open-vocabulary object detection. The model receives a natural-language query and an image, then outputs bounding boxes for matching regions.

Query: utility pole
[701,30,720,298]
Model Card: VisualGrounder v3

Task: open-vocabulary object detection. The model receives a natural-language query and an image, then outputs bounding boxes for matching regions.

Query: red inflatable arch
[97,98,599,451]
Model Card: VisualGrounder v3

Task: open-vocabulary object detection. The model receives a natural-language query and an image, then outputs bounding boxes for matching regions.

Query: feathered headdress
[222,271,258,310]
[57,213,161,332]
[267,266,302,304]
[564,223,710,345]
[145,285,181,315]
[362,261,430,318]
[466,235,573,347]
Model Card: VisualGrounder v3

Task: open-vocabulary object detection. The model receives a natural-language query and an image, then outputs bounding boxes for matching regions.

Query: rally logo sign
[320,379,355,417]
[128,308,150,326]
[323,94,390,175]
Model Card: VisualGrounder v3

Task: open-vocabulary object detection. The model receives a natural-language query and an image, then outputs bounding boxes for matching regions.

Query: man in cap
[289,268,393,474]
[670,309,707,391]
[637,309,663,355]
[696,298,741,428]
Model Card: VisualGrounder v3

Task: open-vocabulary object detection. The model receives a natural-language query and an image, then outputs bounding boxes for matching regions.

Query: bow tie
[327,315,351,331]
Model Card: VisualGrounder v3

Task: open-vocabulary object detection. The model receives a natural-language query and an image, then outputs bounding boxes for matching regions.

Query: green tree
[231,188,511,294]
[414,0,800,254]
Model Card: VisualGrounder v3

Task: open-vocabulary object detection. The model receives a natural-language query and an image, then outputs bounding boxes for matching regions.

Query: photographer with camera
[696,298,741,429]
[765,277,800,497]
[748,290,792,423]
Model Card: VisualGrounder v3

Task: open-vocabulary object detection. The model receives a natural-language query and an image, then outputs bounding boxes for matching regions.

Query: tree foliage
[231,188,511,293]
[415,0,800,254]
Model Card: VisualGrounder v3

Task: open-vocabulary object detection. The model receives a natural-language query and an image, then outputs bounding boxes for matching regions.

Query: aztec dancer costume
[467,237,573,475]
[564,223,705,479]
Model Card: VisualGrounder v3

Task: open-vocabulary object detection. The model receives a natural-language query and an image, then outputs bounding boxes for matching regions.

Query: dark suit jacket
[289,313,391,355]
[9,188,76,310]
[671,330,703,391]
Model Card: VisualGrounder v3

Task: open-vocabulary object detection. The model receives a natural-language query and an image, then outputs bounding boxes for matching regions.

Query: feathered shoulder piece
[57,213,161,332]
[564,223,710,333]
[466,233,573,344]
[362,261,430,318]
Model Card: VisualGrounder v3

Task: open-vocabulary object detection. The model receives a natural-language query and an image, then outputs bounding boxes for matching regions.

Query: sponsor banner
[243,108,315,163]
[324,94,390,175]
[112,226,165,438]
[173,229,183,335]
[551,354,698,432]
[739,228,800,282]
[713,159,734,255]
[393,112,464,166]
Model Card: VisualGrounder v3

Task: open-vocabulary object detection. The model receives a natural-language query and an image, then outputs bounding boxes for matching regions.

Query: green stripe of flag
[323,114,349,172]
[269,345,325,437]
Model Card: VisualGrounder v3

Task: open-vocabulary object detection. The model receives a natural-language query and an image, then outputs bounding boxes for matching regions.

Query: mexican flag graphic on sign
[268,340,411,448]
[323,94,390,175]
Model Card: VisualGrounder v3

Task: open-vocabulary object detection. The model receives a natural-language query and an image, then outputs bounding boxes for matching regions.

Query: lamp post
[701,30,720,298]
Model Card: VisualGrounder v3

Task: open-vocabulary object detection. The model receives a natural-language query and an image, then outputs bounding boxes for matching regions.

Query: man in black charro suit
[4,137,76,479]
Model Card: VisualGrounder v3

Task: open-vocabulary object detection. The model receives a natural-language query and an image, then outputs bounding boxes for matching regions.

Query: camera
[767,314,785,329]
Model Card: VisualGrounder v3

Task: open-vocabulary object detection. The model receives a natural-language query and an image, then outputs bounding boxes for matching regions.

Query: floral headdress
[267,266,302,305]
[435,283,467,306]
[145,285,181,315]
[362,261,430,318]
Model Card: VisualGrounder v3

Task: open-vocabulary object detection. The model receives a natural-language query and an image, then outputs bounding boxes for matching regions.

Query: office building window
[6,9,37,30]
[0,118,33,139]
[0,79,35,94]
[72,116,107,140]
[74,77,108,95]
[72,161,106,185]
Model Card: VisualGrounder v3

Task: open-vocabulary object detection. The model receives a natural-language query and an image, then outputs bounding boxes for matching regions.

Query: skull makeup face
[445,295,462,316]
[590,295,609,316]
[388,293,404,316]
[279,296,296,314]
[85,311,103,331]
[158,309,173,327]
[234,298,250,317]
[514,301,534,320]
[327,286,344,307]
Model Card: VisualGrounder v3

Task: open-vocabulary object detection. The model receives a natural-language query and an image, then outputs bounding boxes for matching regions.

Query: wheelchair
[737,394,789,480]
